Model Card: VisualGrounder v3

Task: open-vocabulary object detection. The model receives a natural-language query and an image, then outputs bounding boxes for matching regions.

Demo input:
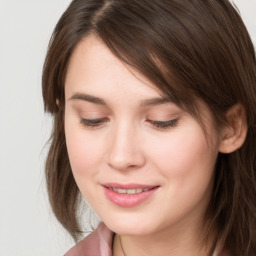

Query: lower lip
[103,186,159,207]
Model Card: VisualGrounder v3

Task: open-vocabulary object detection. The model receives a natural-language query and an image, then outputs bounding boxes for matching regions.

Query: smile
[109,188,151,194]
[102,183,159,207]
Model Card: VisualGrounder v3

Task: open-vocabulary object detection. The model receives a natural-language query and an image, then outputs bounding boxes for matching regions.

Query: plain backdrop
[0,1,255,255]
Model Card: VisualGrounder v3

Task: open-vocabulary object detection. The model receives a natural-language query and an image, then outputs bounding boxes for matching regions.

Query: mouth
[102,183,159,207]
[108,187,152,194]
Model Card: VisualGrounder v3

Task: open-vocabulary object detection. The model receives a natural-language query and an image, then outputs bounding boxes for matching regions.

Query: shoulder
[64,222,114,256]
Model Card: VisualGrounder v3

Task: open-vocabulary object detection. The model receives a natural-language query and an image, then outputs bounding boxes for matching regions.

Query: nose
[107,121,146,171]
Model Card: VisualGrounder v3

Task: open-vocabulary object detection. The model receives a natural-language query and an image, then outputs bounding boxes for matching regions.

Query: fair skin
[64,36,246,256]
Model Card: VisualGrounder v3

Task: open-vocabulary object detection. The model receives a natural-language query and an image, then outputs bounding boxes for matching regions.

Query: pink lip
[102,183,159,208]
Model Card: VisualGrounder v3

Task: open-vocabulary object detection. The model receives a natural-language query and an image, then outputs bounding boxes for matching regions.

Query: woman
[42,0,256,255]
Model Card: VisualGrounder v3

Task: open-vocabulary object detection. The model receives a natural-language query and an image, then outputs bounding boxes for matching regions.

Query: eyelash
[80,118,109,129]
[80,118,179,130]
[147,119,179,130]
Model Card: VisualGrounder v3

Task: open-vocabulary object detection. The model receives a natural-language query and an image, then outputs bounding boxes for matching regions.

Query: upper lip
[102,183,159,189]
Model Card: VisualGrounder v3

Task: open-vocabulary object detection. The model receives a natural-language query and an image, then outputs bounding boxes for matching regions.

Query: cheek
[147,128,218,222]
[148,127,218,184]
[65,118,104,180]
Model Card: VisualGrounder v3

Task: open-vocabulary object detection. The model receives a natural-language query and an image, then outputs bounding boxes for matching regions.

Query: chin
[101,213,157,236]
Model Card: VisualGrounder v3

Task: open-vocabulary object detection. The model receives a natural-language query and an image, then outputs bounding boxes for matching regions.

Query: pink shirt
[65,223,113,256]
[65,223,229,256]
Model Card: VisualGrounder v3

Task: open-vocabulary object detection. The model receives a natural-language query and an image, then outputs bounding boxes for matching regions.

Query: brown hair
[42,0,256,254]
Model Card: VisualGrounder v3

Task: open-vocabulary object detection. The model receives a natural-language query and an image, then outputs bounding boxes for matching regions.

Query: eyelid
[81,117,106,123]
[80,117,109,129]
[147,118,179,130]
[72,102,110,117]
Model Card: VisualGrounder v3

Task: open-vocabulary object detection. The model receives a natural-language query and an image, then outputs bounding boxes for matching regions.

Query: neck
[113,219,217,256]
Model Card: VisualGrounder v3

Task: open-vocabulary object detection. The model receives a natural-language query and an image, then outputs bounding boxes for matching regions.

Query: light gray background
[0,1,255,255]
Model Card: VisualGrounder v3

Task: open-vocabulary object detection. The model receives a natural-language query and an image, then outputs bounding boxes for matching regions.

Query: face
[64,36,221,237]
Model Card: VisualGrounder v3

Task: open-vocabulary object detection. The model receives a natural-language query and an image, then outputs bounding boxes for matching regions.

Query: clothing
[65,222,229,256]
[65,222,113,256]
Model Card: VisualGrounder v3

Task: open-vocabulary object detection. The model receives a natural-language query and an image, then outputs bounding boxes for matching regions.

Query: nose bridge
[107,119,144,170]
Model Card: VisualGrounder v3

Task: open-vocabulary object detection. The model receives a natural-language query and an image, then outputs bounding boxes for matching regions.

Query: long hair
[42,0,256,254]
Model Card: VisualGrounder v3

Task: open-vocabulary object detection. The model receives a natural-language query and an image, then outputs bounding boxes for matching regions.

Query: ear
[56,99,60,107]
[219,104,248,154]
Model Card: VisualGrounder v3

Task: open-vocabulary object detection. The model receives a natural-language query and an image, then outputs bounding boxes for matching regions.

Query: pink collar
[65,222,113,256]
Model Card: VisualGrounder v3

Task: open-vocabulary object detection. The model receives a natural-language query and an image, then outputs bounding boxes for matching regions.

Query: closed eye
[80,117,109,129]
[147,118,179,130]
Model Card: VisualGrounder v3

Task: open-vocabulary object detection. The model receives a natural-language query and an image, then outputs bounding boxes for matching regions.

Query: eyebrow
[69,93,174,106]
[69,93,106,105]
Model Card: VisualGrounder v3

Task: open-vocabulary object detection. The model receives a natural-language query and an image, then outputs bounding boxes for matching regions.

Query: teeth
[127,189,136,194]
[113,188,126,193]
[136,188,143,193]
[110,188,151,194]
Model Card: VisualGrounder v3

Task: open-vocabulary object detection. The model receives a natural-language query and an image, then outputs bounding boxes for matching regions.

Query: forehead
[65,35,164,101]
